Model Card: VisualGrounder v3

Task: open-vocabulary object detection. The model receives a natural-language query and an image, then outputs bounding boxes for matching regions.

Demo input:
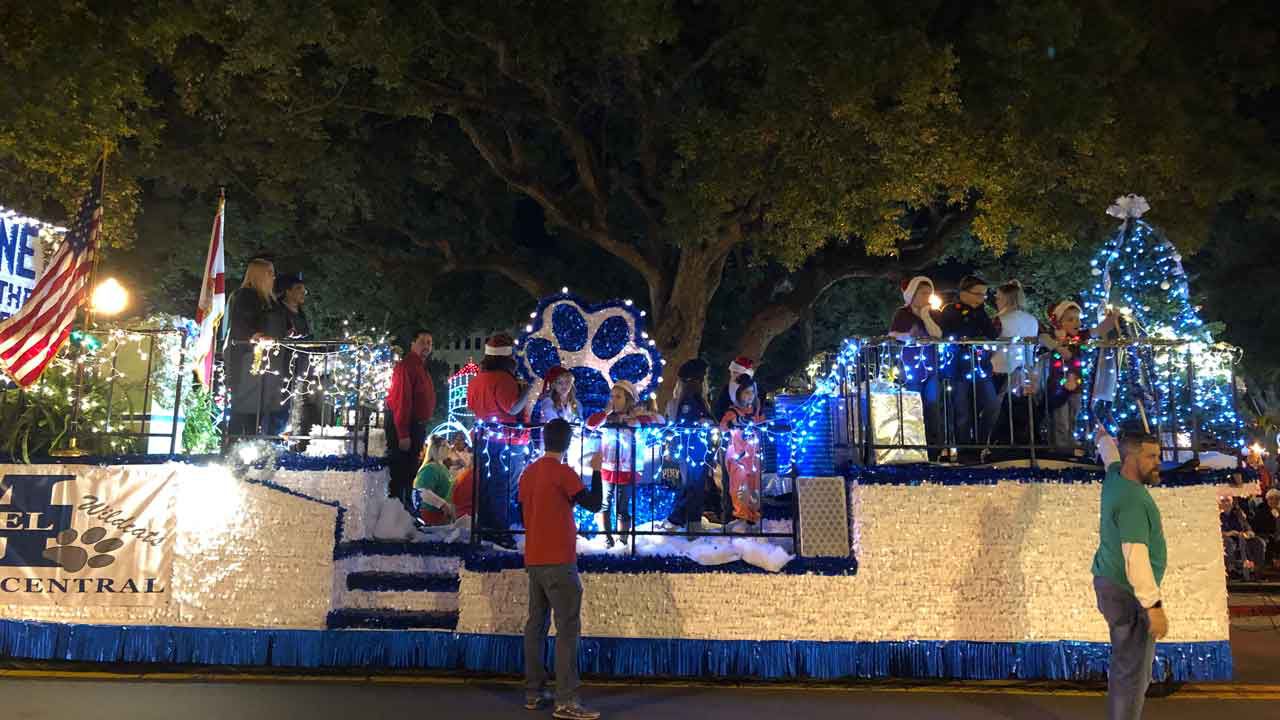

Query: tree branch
[669,28,742,97]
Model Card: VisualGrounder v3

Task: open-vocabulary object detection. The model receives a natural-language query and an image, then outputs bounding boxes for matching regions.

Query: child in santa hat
[720,374,767,528]
[585,380,662,548]
[1039,301,1118,450]
[888,275,944,459]
[713,356,760,422]
[534,365,583,424]
[467,333,543,546]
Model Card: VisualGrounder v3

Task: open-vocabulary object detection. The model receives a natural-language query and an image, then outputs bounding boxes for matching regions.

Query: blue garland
[333,540,470,561]
[848,464,1248,487]
[0,619,1230,681]
[463,550,855,576]
[325,609,458,630]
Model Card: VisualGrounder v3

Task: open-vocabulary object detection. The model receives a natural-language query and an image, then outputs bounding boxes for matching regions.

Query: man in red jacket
[386,330,436,509]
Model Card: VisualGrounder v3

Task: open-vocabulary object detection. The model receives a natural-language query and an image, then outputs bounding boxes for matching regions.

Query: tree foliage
[2,0,1278,401]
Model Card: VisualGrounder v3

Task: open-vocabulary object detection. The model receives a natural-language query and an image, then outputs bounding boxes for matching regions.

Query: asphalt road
[1,676,1276,720]
[4,624,1276,720]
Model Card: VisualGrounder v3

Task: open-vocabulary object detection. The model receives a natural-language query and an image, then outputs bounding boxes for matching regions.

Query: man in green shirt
[1091,424,1169,720]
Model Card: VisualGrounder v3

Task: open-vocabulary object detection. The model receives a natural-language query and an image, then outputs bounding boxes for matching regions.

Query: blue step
[346,572,460,593]
[333,540,470,560]
[326,609,458,630]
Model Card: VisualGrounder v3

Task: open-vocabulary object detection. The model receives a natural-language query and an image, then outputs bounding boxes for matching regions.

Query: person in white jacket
[990,281,1040,445]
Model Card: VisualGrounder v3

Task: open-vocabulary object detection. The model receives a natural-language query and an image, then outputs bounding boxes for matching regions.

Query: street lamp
[51,277,129,457]
[90,277,128,316]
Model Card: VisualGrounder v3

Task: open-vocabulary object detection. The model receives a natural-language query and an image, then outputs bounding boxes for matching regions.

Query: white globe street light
[90,277,128,316]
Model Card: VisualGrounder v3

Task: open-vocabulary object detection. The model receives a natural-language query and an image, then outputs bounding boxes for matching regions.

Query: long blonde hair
[551,380,579,416]
[242,259,276,304]
[996,280,1026,313]
[425,436,450,465]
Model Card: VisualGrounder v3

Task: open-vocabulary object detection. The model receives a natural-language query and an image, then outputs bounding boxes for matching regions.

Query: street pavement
[1,625,1276,719]
[0,675,1274,720]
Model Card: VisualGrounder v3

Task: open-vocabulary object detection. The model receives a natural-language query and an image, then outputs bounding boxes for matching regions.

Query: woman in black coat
[224,257,288,436]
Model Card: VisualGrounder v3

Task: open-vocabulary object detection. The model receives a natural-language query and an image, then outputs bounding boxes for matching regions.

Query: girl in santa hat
[586,380,662,548]
[888,275,944,458]
[466,333,543,545]
[713,356,761,421]
[720,374,767,528]
[533,365,583,424]
[1039,301,1118,450]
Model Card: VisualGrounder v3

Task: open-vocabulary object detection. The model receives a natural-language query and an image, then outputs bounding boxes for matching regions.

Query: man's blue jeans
[1093,575,1156,720]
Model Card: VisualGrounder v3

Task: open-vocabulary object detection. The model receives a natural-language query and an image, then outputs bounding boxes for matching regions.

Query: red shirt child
[451,466,474,519]
[585,380,662,485]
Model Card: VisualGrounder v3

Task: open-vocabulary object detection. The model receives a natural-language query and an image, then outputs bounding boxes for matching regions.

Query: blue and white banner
[0,209,49,320]
[0,465,176,607]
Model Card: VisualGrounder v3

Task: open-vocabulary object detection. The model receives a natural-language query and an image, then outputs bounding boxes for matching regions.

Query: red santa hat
[728,356,756,377]
[1048,300,1082,328]
[543,365,571,384]
[483,333,515,356]
[901,275,933,305]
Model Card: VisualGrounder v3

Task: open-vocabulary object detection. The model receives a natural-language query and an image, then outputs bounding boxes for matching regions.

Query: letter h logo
[0,475,74,567]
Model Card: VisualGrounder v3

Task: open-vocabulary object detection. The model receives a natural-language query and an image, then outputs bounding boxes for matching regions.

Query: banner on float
[0,215,45,321]
[0,466,176,607]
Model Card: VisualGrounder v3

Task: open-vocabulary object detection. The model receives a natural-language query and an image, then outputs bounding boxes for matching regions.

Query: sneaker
[656,520,681,533]
[553,702,601,720]
[525,688,554,710]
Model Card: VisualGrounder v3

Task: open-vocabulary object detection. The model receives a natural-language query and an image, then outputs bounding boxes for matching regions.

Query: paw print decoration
[42,527,124,573]
[517,293,664,414]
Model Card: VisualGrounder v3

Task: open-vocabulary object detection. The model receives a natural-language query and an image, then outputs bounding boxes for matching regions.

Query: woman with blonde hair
[415,436,456,526]
[225,256,288,437]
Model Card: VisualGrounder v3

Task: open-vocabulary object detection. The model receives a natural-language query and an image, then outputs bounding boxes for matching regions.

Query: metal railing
[0,327,190,457]
[220,338,384,457]
[836,336,1242,467]
[468,420,798,551]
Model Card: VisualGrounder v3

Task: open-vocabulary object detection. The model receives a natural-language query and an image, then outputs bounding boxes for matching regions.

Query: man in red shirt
[520,419,602,720]
[385,330,436,509]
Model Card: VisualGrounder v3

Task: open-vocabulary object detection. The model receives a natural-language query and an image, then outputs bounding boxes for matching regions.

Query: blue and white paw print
[519,296,663,409]
[42,528,124,572]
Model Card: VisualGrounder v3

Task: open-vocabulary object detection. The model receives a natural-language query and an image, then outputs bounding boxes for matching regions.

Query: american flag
[0,160,103,387]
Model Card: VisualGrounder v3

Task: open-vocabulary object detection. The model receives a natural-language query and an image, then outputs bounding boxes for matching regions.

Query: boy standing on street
[520,419,603,719]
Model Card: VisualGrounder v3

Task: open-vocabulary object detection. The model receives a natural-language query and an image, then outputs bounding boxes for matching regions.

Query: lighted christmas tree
[1080,195,1243,451]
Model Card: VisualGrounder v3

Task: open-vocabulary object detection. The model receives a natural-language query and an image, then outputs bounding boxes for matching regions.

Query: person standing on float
[709,356,758,520]
[1092,424,1169,720]
[937,275,1000,463]
[888,275,944,459]
[224,255,288,438]
[385,330,436,510]
[659,358,716,536]
[467,333,541,544]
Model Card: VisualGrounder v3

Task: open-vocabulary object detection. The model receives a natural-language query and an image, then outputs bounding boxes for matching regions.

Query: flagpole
[51,145,109,457]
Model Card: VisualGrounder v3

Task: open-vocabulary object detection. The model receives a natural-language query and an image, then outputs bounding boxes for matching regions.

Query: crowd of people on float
[887,273,1122,462]
[223,255,318,440]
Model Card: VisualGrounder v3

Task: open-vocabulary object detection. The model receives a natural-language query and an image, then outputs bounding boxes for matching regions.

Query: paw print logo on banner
[42,527,124,572]
[517,292,664,415]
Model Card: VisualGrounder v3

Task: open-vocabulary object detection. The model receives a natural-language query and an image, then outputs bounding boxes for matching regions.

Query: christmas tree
[1079,195,1243,451]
